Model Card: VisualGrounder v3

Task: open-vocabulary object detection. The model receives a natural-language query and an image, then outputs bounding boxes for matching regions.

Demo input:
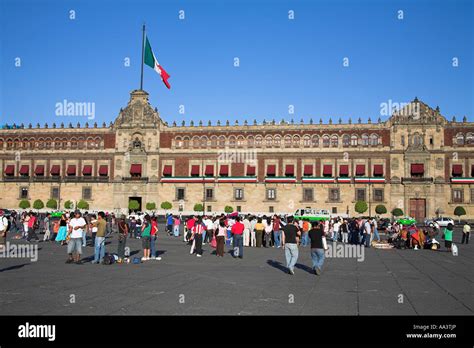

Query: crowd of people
[0,209,469,276]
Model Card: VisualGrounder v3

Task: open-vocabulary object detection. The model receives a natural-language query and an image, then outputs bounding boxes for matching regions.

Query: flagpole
[140,23,146,90]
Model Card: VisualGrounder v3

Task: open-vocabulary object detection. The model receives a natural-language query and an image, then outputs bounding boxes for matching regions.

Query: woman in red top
[191,216,205,257]
[150,216,161,260]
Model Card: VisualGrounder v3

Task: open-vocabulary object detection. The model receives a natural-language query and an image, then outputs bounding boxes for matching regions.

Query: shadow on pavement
[0,263,29,272]
[266,260,288,273]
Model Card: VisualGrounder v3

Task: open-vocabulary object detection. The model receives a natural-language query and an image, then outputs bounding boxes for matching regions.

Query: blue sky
[0,0,472,126]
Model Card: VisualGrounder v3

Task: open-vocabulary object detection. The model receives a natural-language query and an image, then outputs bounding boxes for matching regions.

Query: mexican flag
[144,36,171,89]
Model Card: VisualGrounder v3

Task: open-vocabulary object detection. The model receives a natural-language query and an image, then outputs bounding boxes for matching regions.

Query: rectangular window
[356,188,366,202]
[51,187,60,200]
[332,207,337,214]
[234,188,244,200]
[452,189,463,203]
[20,187,28,199]
[266,188,276,200]
[269,206,274,213]
[205,188,214,200]
[373,188,384,202]
[176,188,185,201]
[329,188,340,202]
[236,206,241,212]
[303,188,314,201]
[207,205,212,212]
[401,135,405,146]
[82,187,92,200]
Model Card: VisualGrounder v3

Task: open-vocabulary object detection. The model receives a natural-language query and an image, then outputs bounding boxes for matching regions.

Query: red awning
[162,165,172,176]
[373,164,384,176]
[67,165,76,176]
[82,165,92,175]
[99,165,108,176]
[205,165,214,176]
[246,165,256,176]
[339,165,349,176]
[219,165,229,176]
[323,165,333,176]
[356,165,365,176]
[267,165,276,176]
[4,165,15,175]
[130,164,142,175]
[452,164,463,176]
[20,165,29,175]
[50,165,60,176]
[411,163,424,175]
[35,165,45,175]
[191,165,200,176]
[303,164,313,176]
[285,164,294,176]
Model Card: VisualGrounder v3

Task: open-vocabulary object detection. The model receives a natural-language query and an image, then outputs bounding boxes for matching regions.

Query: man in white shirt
[242,216,251,247]
[363,219,372,248]
[0,210,8,246]
[66,210,87,264]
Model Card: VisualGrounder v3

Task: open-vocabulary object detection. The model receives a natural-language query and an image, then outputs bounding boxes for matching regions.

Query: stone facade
[1,90,473,220]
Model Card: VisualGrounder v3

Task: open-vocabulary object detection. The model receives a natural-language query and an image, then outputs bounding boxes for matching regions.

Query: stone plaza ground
[0,225,472,316]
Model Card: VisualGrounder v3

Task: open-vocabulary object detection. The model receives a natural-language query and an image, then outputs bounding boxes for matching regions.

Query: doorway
[409,199,426,222]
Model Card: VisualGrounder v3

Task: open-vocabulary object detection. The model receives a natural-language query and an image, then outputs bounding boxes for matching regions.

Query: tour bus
[294,208,331,221]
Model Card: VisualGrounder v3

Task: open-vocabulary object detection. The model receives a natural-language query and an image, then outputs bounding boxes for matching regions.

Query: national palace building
[1,89,474,221]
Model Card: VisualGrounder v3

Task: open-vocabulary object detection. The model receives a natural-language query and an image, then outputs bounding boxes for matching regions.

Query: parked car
[425,217,454,228]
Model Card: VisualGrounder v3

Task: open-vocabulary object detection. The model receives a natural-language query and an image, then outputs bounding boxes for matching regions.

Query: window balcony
[401,177,433,184]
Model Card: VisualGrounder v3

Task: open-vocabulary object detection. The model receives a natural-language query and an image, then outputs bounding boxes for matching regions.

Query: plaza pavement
[0,225,472,315]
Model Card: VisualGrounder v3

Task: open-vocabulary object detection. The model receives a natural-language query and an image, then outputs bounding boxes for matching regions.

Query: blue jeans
[82,230,87,246]
[233,234,243,258]
[333,230,338,242]
[94,236,106,262]
[284,243,299,271]
[363,233,371,247]
[273,230,281,247]
[202,230,206,243]
[311,248,325,270]
[301,232,309,247]
[372,228,380,242]
[150,235,156,257]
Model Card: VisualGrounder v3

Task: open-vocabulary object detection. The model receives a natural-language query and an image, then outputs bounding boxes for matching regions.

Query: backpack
[132,257,141,264]
[102,254,115,265]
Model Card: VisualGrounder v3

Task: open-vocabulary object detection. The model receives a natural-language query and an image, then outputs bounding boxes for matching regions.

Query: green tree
[161,201,172,210]
[375,204,387,215]
[33,199,44,210]
[46,199,58,209]
[355,201,368,215]
[193,203,204,212]
[64,200,73,209]
[391,208,404,217]
[146,202,156,211]
[128,199,140,212]
[19,199,31,209]
[77,199,89,210]
[454,206,466,223]
[224,205,234,213]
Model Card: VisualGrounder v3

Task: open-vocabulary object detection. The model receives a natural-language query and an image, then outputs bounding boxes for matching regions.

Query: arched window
[351,135,358,146]
[342,134,350,147]
[228,136,236,148]
[413,134,422,146]
[284,135,292,148]
[456,133,464,145]
[322,135,330,148]
[247,136,254,148]
[218,136,226,147]
[292,135,300,148]
[200,136,208,148]
[6,138,13,149]
[175,137,183,148]
[183,137,190,149]
[192,136,200,148]
[265,136,273,147]
[210,136,217,148]
[274,135,281,147]
[361,134,369,146]
[303,135,311,147]
[370,134,379,146]
[311,135,319,147]
[237,136,245,147]
[330,135,338,147]
[255,136,263,148]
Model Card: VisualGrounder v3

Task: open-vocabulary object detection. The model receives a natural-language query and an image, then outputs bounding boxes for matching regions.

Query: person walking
[117,215,129,262]
[462,222,470,244]
[150,216,159,259]
[243,215,251,247]
[282,216,300,275]
[42,213,51,242]
[443,223,454,252]
[340,219,349,243]
[300,218,310,247]
[66,210,86,265]
[254,217,264,248]
[308,221,325,275]
[92,212,107,264]
[26,213,39,242]
[191,216,205,257]
[264,217,273,247]
[166,213,174,236]
[272,215,282,248]
[216,219,226,257]
[362,219,372,248]
[173,215,180,237]
[231,216,244,258]
[141,215,152,261]
[371,218,380,243]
